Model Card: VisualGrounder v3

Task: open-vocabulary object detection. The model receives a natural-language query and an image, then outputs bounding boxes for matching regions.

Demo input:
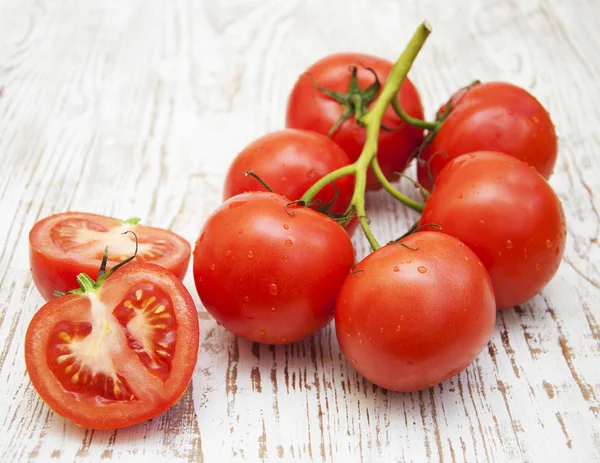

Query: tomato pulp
[25,263,199,429]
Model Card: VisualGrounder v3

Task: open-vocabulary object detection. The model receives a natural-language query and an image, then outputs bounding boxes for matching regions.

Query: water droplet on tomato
[555,247,560,256]
[228,200,248,209]
[270,307,276,313]
[224,250,231,257]
[247,251,254,258]
[285,239,293,247]
[197,276,203,282]
[457,193,463,199]
[393,266,399,272]
[532,116,539,124]
[358,339,363,345]
[244,296,250,302]
[210,264,215,270]
[199,232,205,242]
[269,284,278,296]
[283,255,289,262]
[351,358,357,365]
[280,337,287,343]
[417,266,427,274]
[498,251,503,257]
[505,240,513,249]
[348,317,352,322]
[535,263,541,271]
[396,325,401,332]
[238,228,244,234]
[450,160,466,172]
[406,260,412,264]
[379,327,384,333]
[545,239,552,248]
[259,330,266,336]
[557,230,563,239]
[283,224,289,230]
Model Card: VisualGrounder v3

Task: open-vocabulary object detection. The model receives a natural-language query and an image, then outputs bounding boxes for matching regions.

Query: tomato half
[25,263,199,430]
[30,212,191,301]
[335,232,496,392]
[420,151,566,309]
[417,81,557,191]
[223,129,356,234]
[286,53,424,190]
[193,192,355,344]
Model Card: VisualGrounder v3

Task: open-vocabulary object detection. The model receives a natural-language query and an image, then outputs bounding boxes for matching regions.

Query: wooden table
[1,0,599,461]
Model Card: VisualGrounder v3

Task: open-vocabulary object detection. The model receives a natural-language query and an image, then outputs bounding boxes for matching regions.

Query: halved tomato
[29,212,191,301]
[25,262,199,430]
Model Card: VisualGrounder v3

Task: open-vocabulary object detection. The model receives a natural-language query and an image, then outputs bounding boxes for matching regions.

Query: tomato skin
[418,82,557,191]
[25,263,199,430]
[420,151,566,310]
[335,232,496,392]
[29,212,191,301]
[224,129,354,215]
[286,53,424,190]
[193,192,355,344]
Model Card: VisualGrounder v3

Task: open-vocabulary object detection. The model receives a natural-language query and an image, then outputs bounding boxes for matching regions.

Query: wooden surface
[1,0,599,461]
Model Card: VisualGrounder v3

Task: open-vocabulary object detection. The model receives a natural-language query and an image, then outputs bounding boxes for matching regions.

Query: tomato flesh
[30,212,191,301]
[25,263,199,429]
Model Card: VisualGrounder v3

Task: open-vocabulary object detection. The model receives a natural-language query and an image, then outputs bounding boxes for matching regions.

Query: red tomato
[25,263,199,430]
[223,129,357,235]
[286,53,424,190]
[30,212,191,301]
[224,129,353,214]
[420,151,566,309]
[193,192,355,344]
[417,82,557,191]
[335,232,496,392]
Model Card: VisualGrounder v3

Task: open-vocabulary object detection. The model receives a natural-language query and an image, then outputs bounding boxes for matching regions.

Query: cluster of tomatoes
[22,23,566,430]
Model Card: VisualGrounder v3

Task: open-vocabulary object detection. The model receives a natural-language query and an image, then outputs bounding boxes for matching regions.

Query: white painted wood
[1,0,599,461]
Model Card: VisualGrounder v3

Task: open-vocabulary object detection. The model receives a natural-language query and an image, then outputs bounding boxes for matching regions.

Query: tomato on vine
[420,151,566,309]
[286,53,424,190]
[223,129,356,234]
[193,192,355,344]
[335,232,496,392]
[417,81,557,191]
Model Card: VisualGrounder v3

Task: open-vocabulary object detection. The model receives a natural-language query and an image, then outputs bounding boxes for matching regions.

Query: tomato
[193,192,355,344]
[420,151,566,309]
[417,82,557,191]
[223,129,356,234]
[25,263,199,430]
[335,232,496,392]
[30,212,191,301]
[286,53,424,190]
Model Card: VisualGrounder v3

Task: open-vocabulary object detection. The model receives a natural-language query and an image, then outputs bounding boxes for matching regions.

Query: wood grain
[1,0,599,461]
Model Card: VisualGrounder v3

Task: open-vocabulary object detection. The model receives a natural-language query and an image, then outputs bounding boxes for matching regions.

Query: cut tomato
[29,212,191,301]
[25,263,199,429]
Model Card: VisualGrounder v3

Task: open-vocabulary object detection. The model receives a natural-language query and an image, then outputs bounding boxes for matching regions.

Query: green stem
[371,158,424,213]
[300,21,431,250]
[391,98,440,131]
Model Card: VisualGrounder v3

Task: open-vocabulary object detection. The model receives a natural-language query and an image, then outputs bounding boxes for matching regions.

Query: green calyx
[121,217,141,225]
[313,65,382,137]
[53,231,139,298]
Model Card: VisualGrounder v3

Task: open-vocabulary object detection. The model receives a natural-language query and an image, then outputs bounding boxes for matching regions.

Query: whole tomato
[286,53,424,190]
[223,129,356,235]
[193,192,355,344]
[420,151,566,309]
[335,232,496,392]
[417,82,557,191]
